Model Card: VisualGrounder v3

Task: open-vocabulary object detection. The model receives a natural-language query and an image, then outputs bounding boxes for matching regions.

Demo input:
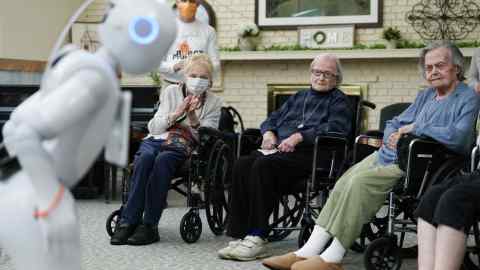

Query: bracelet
[33,185,65,219]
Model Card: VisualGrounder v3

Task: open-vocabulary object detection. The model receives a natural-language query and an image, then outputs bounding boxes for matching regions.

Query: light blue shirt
[378,82,480,166]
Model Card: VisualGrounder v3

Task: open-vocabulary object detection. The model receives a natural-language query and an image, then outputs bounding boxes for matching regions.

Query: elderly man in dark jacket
[218,54,354,261]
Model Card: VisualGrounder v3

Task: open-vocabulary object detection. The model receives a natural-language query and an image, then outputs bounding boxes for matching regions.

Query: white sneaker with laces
[218,239,242,259]
[228,235,269,261]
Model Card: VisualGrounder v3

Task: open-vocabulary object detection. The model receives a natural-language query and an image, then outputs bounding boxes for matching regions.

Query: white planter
[238,36,260,51]
[385,40,398,49]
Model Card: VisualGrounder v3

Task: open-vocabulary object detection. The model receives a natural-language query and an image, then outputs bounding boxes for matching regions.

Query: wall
[0,0,84,60]
[80,0,480,48]
[208,0,480,48]
[79,0,479,129]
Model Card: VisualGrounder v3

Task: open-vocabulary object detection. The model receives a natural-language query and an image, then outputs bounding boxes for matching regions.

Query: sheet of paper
[257,149,278,155]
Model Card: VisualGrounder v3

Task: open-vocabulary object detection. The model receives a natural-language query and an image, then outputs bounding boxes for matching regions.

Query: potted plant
[237,23,261,51]
[382,27,402,49]
[149,71,162,97]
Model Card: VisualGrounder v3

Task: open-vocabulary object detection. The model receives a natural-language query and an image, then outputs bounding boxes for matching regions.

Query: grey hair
[183,53,214,78]
[311,54,343,84]
[419,40,465,81]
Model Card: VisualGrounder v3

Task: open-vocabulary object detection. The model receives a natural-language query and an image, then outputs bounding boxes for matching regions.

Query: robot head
[98,0,177,74]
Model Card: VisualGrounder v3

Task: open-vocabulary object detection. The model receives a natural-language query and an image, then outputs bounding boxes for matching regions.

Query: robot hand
[36,189,79,256]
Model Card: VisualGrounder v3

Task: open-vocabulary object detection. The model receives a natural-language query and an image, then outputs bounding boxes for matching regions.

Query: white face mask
[186,77,210,96]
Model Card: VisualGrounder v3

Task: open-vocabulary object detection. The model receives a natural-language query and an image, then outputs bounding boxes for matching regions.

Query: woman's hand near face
[187,95,201,112]
[174,95,192,119]
[186,95,201,127]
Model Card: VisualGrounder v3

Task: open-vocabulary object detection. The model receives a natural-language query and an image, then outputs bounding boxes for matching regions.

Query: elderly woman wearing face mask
[110,53,222,246]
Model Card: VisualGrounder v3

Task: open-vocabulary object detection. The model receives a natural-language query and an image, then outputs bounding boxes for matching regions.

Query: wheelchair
[236,94,376,244]
[461,145,480,270]
[105,106,244,244]
[361,134,473,270]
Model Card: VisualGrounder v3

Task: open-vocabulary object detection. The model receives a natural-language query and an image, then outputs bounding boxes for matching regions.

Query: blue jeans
[121,137,187,225]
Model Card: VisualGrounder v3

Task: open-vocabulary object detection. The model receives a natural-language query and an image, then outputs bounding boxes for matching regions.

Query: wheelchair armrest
[400,134,464,197]
[197,127,228,153]
[361,100,376,110]
[472,145,480,172]
[352,134,383,163]
[237,128,263,157]
[314,134,348,150]
[131,122,148,133]
[406,136,451,155]
[364,130,384,138]
[242,128,262,137]
[355,134,383,148]
[309,134,349,188]
[313,134,348,166]
[130,122,148,142]
[405,136,461,167]
[198,126,224,139]
[401,135,443,167]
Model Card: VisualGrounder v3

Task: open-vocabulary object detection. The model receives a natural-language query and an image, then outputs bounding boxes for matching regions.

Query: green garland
[220,40,480,52]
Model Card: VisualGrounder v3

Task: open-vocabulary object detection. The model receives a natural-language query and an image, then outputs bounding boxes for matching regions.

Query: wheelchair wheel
[353,208,389,252]
[204,140,233,235]
[180,210,202,243]
[364,237,401,270]
[106,209,122,237]
[298,223,313,248]
[463,252,480,270]
[267,193,305,242]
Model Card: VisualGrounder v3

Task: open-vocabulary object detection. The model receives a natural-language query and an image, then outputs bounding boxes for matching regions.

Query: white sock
[319,238,346,263]
[294,225,331,257]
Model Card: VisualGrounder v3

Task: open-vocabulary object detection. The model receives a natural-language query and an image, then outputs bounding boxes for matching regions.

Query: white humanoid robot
[0,0,176,269]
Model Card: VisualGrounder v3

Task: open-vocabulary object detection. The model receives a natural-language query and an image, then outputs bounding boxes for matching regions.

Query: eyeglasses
[311,69,337,79]
[424,62,451,73]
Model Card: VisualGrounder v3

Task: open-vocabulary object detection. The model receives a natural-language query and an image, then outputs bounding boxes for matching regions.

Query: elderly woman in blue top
[218,54,354,261]
[264,41,480,270]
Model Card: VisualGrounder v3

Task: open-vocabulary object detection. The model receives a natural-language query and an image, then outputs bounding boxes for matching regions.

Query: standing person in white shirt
[158,0,220,86]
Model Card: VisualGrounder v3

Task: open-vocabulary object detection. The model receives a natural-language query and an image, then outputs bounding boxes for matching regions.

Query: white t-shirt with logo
[158,18,220,83]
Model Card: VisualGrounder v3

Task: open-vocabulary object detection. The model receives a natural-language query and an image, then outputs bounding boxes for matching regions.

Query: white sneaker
[218,239,242,259]
[227,235,269,261]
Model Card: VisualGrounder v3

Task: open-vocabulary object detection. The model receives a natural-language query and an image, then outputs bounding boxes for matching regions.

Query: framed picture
[256,0,382,29]
[71,22,101,53]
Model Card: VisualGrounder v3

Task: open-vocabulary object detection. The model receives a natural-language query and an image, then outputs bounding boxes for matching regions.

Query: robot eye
[128,16,160,45]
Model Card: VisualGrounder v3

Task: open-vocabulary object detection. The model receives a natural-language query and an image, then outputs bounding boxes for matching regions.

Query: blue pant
[121,138,187,226]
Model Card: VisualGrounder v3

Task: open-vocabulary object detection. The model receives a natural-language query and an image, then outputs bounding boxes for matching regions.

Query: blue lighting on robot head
[128,16,159,45]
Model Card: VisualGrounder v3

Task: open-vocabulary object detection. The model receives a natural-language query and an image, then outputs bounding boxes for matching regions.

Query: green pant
[316,152,404,247]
